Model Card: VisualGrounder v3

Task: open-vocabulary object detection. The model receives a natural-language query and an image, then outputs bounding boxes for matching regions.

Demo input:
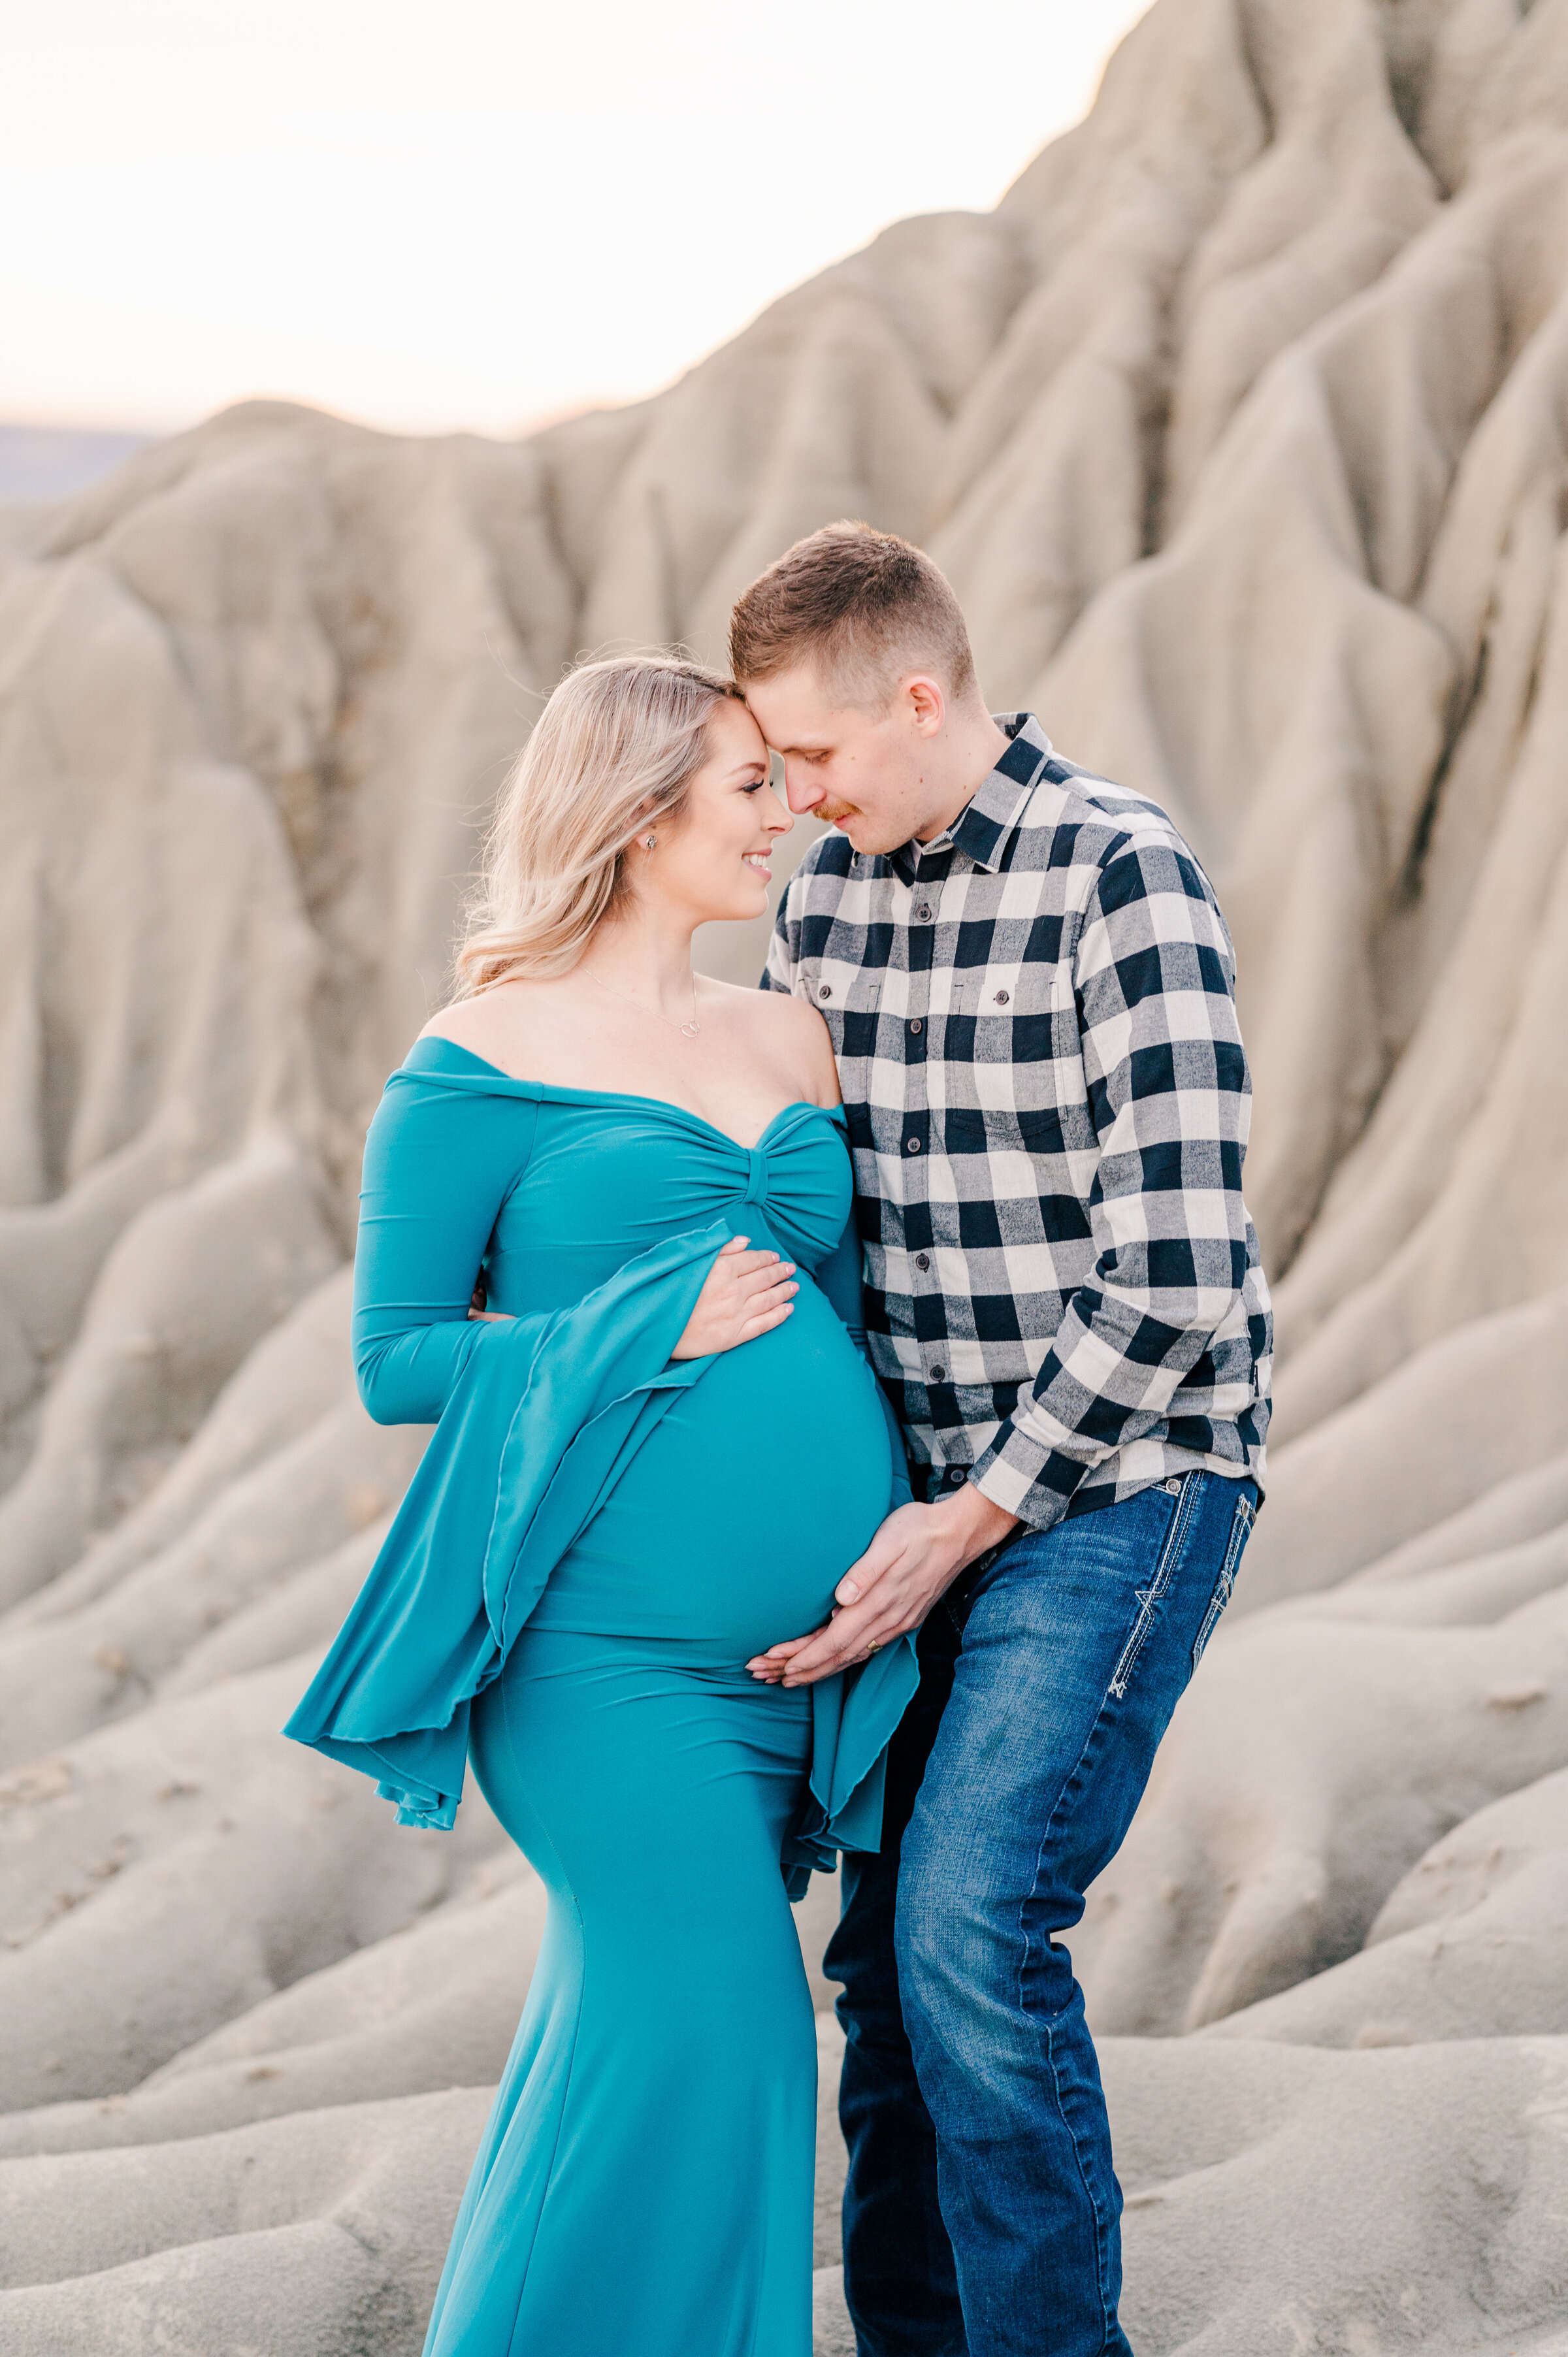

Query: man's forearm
[945,1478,1019,1569]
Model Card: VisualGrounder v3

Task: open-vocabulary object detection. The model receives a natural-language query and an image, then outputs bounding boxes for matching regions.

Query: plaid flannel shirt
[763,713,1272,1531]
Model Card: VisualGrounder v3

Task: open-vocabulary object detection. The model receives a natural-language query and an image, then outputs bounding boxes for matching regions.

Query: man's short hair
[728,521,977,707]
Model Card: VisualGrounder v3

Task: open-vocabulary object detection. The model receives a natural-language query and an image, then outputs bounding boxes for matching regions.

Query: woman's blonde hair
[454,652,745,994]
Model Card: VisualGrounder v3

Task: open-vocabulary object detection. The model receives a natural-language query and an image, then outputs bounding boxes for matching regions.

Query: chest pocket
[941,1103,1066,1158]
[809,963,881,1060]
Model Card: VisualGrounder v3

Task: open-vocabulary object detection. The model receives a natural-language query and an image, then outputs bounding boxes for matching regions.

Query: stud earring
[643,832,657,849]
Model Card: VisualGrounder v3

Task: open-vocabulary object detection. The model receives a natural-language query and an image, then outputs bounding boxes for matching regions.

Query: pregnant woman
[286,655,917,2357]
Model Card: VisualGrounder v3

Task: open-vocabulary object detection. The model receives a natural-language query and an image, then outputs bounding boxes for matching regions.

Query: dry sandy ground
[4,0,1568,2348]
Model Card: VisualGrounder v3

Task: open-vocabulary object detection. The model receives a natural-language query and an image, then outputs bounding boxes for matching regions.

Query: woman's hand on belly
[671,1236,798,1360]
[465,1247,797,1351]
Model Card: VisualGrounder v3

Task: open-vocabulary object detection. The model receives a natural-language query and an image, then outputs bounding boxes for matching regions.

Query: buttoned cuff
[970,1420,1085,1535]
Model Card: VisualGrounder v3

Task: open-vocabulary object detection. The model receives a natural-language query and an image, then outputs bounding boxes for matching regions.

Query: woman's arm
[351,1069,800,1423]
[351,1073,532,1424]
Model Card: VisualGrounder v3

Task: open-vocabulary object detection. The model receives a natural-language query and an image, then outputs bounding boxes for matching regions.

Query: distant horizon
[0,419,152,504]
[0,388,700,504]
[0,390,629,448]
[1,371,703,448]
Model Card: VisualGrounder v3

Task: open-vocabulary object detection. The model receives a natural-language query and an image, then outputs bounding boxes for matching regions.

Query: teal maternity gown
[284,1038,919,2357]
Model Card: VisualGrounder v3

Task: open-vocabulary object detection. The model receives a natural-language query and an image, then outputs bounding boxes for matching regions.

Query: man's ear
[903,674,947,736]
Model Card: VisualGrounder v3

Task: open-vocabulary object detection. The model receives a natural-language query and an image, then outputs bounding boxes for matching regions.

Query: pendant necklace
[582,962,701,1039]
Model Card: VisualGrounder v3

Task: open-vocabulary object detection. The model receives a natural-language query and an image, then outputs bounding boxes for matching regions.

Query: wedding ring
[866,1639,881,1654]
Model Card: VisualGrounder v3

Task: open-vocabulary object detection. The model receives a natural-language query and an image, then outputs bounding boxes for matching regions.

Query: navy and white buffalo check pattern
[763,713,1273,1531]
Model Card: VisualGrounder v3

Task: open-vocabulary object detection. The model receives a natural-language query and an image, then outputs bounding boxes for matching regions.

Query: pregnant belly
[527,1280,896,1659]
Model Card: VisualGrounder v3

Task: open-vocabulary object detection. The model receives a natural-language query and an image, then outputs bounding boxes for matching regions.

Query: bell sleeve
[285,1066,730,1829]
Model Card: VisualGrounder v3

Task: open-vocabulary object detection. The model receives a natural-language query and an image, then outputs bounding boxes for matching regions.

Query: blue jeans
[826,1469,1258,2357]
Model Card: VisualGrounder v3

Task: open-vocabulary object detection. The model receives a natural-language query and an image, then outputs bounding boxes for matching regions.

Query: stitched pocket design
[1107,1478,1194,1701]
[1191,1489,1255,1675]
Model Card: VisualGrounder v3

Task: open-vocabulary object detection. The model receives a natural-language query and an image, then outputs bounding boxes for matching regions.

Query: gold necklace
[581,962,701,1039]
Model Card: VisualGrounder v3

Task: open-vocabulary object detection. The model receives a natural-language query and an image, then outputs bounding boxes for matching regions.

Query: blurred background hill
[0,424,150,503]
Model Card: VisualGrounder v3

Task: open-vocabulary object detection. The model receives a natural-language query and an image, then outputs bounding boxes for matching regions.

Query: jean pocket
[1191,1487,1255,1675]
[1106,1478,1189,1701]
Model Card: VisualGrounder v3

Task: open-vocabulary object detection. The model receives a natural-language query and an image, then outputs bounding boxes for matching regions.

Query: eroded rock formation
[4,1,1568,2347]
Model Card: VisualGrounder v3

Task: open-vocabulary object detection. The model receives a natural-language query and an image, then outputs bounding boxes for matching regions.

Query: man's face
[740,661,948,857]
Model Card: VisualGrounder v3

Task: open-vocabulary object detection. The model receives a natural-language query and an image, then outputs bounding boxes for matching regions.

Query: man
[734,523,1272,2357]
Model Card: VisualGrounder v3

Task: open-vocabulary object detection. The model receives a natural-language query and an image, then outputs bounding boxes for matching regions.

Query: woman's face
[641,696,793,926]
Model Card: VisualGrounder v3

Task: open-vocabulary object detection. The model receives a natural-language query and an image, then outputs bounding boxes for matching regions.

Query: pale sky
[3,1,1151,439]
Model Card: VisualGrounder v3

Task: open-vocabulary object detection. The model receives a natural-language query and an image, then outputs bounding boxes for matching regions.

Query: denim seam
[1016,1754,1123,2346]
[1039,1993,1119,2347]
[1106,1471,1201,1700]
[1191,1489,1254,1675]
[1010,1475,1203,2347]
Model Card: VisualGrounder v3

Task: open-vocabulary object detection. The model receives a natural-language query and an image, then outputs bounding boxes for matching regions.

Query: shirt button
[915,903,932,920]
[908,1017,923,1034]
[905,1136,922,1154]
[930,1365,945,1383]
[994,989,1010,1005]
[914,1252,930,1271]
[818,984,832,1000]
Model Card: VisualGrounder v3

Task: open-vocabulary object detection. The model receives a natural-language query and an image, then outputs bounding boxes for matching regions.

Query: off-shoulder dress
[286,1036,918,2357]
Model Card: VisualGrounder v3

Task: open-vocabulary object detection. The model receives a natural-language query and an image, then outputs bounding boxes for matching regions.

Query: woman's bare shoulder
[706,976,841,1107]
[419,981,559,1066]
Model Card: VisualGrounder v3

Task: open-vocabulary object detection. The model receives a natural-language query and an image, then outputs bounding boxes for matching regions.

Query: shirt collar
[888,713,1053,884]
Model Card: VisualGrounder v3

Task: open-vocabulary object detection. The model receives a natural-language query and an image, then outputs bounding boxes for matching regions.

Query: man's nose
[784,765,823,815]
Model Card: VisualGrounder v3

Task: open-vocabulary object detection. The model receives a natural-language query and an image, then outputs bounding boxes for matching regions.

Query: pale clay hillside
[3,0,1568,2350]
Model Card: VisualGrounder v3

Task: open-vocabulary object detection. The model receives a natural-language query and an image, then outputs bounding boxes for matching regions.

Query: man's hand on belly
[745,1485,1019,1689]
